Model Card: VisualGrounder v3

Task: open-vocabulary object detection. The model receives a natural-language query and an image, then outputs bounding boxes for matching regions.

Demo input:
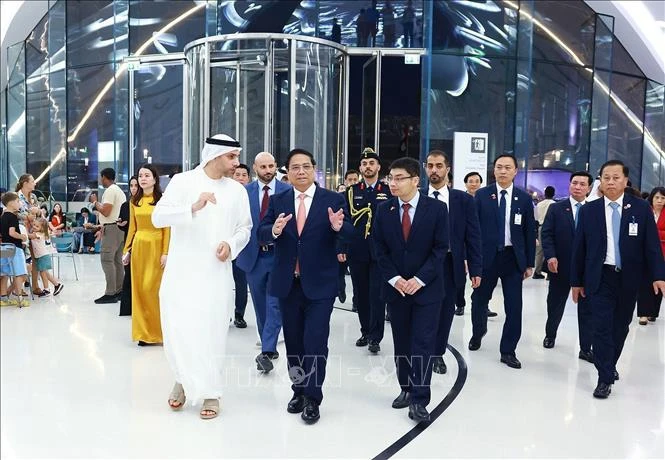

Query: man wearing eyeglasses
[341,147,393,354]
[259,148,353,424]
[373,157,449,423]
[469,154,536,369]
[424,151,482,375]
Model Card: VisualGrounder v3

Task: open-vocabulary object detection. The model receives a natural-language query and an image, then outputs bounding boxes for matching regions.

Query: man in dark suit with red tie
[373,157,449,423]
[469,154,537,369]
[540,171,594,361]
[571,160,665,398]
[258,148,353,424]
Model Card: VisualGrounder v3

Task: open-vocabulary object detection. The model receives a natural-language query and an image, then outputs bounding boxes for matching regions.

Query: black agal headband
[205,137,241,148]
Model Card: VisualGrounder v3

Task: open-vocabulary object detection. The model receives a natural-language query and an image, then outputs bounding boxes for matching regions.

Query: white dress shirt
[428,184,449,208]
[496,183,514,246]
[390,192,424,287]
[603,194,623,266]
[293,183,316,219]
[569,196,585,225]
[257,177,277,209]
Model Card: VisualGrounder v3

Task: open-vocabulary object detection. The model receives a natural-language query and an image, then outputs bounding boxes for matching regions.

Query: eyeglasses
[289,164,314,172]
[386,175,415,184]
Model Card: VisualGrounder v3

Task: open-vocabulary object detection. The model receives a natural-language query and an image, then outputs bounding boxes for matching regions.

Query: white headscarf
[198,134,242,169]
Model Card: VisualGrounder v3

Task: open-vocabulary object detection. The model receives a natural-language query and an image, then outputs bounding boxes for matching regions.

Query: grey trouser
[101,224,124,295]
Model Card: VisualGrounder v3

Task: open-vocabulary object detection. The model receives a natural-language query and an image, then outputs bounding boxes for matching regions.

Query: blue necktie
[433,191,440,200]
[609,201,621,269]
[574,202,582,228]
[497,190,507,250]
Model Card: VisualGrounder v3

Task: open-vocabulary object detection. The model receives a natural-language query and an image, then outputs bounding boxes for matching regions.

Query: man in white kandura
[152,134,252,420]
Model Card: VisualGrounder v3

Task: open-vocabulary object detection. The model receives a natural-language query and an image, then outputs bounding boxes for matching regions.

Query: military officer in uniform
[342,147,393,353]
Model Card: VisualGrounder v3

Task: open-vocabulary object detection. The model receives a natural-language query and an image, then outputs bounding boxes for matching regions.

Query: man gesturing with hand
[258,148,353,425]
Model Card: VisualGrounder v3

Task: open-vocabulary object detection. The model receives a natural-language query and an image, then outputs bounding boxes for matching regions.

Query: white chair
[51,233,79,280]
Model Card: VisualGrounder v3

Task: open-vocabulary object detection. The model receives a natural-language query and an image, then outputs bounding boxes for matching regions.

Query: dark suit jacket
[541,199,578,285]
[75,212,98,227]
[474,184,537,273]
[422,187,482,288]
[571,194,665,294]
[373,195,449,305]
[258,185,353,300]
[236,179,291,273]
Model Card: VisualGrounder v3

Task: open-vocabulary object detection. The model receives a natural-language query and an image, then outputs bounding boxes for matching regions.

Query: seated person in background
[72,207,98,253]
[49,202,66,236]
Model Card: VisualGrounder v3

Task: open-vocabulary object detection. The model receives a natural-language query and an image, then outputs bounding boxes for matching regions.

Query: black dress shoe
[432,357,447,374]
[301,399,320,424]
[468,336,482,351]
[392,390,410,409]
[487,308,498,317]
[368,340,380,353]
[137,341,147,346]
[265,351,279,360]
[338,291,347,303]
[532,273,545,279]
[94,294,118,304]
[578,350,594,363]
[287,395,306,413]
[648,317,656,322]
[593,382,612,398]
[255,353,274,372]
[500,354,522,369]
[408,403,431,423]
[543,337,555,349]
[454,306,464,316]
[233,317,247,328]
[355,335,368,347]
[613,370,620,382]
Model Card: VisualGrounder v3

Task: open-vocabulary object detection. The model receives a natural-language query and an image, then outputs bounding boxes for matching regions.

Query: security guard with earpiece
[341,147,393,354]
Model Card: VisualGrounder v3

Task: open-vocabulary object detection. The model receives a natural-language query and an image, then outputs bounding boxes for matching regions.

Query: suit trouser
[471,247,523,355]
[349,260,385,342]
[545,276,593,352]
[337,261,347,297]
[589,267,638,384]
[246,252,282,353]
[637,277,662,318]
[100,224,125,296]
[280,279,334,404]
[534,227,544,275]
[389,297,440,406]
[232,260,248,318]
[434,254,456,357]
[455,282,466,308]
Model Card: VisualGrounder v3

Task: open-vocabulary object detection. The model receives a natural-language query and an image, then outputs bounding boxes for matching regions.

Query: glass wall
[2,0,663,196]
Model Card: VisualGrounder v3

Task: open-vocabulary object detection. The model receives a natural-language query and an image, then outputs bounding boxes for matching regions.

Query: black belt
[603,264,621,273]
[497,245,513,252]
[103,223,117,227]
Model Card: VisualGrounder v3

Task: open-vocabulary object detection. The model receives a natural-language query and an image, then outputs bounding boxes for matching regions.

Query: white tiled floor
[1,255,663,458]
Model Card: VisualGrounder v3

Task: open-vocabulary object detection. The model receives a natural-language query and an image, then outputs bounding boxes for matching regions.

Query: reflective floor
[1,255,663,458]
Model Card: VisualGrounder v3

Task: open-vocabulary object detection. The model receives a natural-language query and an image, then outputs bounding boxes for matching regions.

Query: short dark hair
[81,207,90,214]
[1,191,19,206]
[569,171,593,186]
[100,168,116,181]
[599,159,629,178]
[235,163,250,174]
[464,172,482,184]
[389,157,420,178]
[648,187,665,207]
[544,186,555,199]
[493,154,518,168]
[426,150,450,167]
[344,169,359,179]
[285,148,316,169]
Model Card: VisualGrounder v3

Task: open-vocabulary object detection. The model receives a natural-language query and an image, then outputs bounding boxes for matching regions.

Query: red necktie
[260,185,270,220]
[402,203,412,241]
